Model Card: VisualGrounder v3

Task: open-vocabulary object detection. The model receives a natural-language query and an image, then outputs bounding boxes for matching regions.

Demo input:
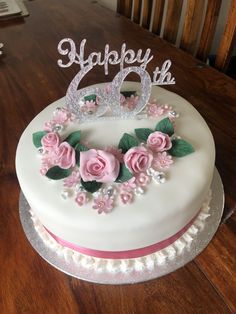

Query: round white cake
[16,82,215,258]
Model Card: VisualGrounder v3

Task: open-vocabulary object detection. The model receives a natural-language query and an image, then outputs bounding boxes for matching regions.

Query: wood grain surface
[0,0,236,313]
[196,0,222,62]
[215,0,236,71]
[180,0,206,54]
[163,0,184,44]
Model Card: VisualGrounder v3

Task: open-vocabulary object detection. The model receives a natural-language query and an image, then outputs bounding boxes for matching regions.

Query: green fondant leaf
[155,118,174,136]
[65,131,81,147]
[75,143,89,166]
[115,164,133,183]
[120,90,136,98]
[118,133,139,153]
[168,139,195,157]
[84,94,96,102]
[32,131,47,148]
[135,128,153,142]
[81,179,102,193]
[46,166,72,180]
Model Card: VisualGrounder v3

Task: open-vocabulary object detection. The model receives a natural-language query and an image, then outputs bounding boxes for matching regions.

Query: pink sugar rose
[80,149,120,183]
[147,131,172,153]
[105,146,124,163]
[124,146,153,174]
[41,132,60,151]
[53,142,76,169]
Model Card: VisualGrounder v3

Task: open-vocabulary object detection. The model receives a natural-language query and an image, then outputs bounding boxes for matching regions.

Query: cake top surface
[16,82,215,249]
[20,80,198,213]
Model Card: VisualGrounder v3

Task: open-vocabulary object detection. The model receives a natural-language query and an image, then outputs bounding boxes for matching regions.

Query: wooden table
[1,0,236,312]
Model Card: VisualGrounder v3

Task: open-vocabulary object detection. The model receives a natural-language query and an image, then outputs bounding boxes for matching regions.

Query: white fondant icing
[16,83,215,252]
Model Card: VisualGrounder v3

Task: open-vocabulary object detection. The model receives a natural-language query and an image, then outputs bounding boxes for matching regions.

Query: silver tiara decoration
[57,38,175,121]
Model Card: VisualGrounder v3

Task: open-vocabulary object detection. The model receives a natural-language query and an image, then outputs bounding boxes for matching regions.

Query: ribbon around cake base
[44,212,199,259]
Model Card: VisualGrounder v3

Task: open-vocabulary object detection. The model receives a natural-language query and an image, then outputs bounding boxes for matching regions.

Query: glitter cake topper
[57,38,175,120]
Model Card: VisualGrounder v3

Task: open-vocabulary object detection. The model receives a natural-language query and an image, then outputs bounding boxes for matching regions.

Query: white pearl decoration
[37,147,45,155]
[153,172,166,184]
[61,189,71,199]
[134,187,144,195]
[53,124,64,132]
[169,110,179,118]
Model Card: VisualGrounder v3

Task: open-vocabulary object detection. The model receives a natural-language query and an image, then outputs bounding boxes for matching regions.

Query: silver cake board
[19,168,224,285]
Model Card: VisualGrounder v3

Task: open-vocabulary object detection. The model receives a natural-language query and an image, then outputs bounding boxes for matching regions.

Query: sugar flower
[53,142,76,169]
[80,149,120,183]
[120,190,134,205]
[153,152,173,170]
[121,95,139,110]
[105,146,124,163]
[147,131,172,153]
[135,172,150,187]
[120,176,136,191]
[63,170,81,187]
[41,132,60,151]
[93,195,114,214]
[81,100,97,114]
[75,192,88,206]
[124,146,153,174]
[147,102,164,117]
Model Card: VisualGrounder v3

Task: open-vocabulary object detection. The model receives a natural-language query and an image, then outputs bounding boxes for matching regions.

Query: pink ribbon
[45,212,199,259]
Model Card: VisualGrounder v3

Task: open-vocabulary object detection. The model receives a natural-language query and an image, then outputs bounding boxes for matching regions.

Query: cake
[16,81,215,271]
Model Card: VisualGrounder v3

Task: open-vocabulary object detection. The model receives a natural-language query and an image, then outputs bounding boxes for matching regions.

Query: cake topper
[57,38,175,120]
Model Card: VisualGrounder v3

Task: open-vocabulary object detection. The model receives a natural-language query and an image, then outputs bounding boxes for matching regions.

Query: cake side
[16,83,215,252]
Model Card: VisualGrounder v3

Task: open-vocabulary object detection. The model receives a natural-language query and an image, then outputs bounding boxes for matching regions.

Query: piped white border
[30,191,211,274]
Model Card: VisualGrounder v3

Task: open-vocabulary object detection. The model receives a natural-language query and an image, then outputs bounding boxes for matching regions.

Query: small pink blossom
[124,146,153,174]
[80,149,120,183]
[41,132,60,151]
[147,102,164,117]
[75,192,88,206]
[81,100,97,113]
[40,165,49,175]
[63,170,81,187]
[120,191,134,204]
[52,109,69,124]
[153,152,173,170]
[162,104,173,113]
[93,195,114,214]
[147,131,172,153]
[120,177,136,191]
[44,121,54,132]
[120,94,126,104]
[40,154,55,175]
[43,107,74,131]
[105,147,124,163]
[135,172,150,187]
[53,142,76,169]
[121,95,139,110]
